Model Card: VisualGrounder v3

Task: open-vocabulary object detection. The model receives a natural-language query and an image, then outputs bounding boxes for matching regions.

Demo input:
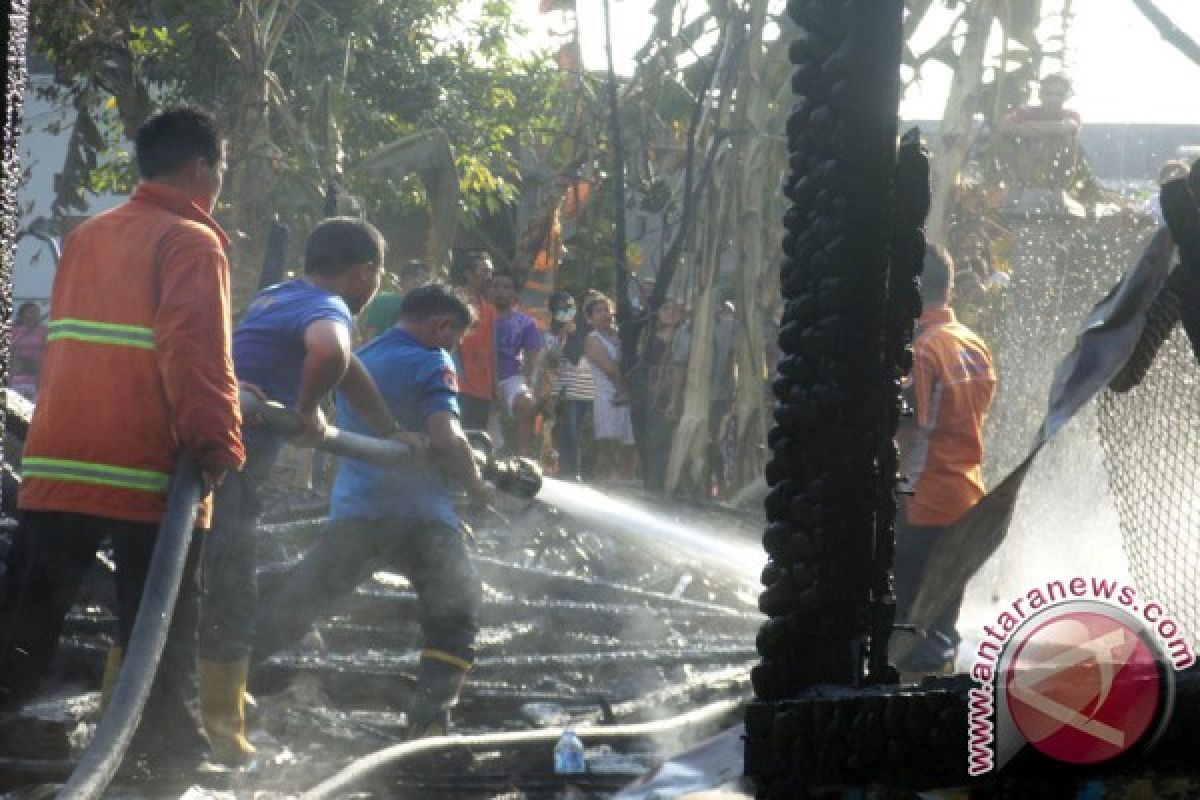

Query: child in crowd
[544,291,593,480]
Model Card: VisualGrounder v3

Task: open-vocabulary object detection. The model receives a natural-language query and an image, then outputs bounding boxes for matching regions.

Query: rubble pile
[0,488,761,798]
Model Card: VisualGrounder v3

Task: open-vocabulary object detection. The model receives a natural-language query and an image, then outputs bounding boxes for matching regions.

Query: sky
[512,0,1200,125]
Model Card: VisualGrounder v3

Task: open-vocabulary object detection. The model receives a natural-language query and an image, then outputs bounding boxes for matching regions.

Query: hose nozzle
[486,456,543,500]
[465,430,543,499]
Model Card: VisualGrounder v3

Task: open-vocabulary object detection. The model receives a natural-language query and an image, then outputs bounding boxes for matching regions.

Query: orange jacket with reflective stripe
[19,184,245,527]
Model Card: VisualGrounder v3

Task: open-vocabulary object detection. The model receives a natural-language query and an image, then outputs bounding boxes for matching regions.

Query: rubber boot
[197,658,257,765]
[407,652,469,740]
[99,646,123,710]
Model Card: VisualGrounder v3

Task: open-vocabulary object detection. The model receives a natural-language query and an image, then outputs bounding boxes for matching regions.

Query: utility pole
[602,0,632,341]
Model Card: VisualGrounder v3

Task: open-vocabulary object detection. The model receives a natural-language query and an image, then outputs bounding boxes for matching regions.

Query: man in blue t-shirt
[198,217,412,764]
[254,284,491,739]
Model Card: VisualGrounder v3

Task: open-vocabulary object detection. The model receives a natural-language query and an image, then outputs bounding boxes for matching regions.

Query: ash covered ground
[0,483,763,799]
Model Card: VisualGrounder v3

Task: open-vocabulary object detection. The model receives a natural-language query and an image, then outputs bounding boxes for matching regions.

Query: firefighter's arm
[292,319,350,440]
[428,409,492,507]
[156,227,245,478]
[339,353,400,439]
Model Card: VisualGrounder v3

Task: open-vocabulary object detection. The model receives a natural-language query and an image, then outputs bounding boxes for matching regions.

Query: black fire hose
[58,452,205,800]
[300,696,744,800]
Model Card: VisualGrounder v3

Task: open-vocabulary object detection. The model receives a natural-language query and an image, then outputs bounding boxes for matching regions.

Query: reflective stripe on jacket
[19,183,245,526]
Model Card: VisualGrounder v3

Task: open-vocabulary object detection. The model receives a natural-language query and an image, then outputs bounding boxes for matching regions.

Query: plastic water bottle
[553,727,586,774]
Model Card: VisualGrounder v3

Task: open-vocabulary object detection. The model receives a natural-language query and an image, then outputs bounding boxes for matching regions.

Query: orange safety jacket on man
[18,184,245,528]
[904,306,996,528]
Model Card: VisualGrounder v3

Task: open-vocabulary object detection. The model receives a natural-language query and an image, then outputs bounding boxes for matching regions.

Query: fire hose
[239,391,543,499]
[300,696,744,800]
[58,452,205,800]
[58,396,540,798]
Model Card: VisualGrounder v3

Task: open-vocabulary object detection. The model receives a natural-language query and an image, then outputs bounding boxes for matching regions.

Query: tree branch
[1130,0,1200,69]
[647,18,735,315]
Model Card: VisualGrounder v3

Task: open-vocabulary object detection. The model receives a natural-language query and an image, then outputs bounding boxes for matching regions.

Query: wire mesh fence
[1099,325,1200,647]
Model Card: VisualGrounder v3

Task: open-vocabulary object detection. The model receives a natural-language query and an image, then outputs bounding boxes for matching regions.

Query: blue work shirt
[234,279,353,456]
[234,279,353,409]
[331,327,461,528]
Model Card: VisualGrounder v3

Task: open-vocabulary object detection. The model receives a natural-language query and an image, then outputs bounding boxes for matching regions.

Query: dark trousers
[555,398,589,480]
[254,518,481,666]
[459,395,492,432]
[0,511,205,742]
[198,442,277,662]
[893,520,964,671]
[642,405,676,491]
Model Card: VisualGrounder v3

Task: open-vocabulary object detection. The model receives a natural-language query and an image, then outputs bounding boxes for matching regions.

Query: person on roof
[0,107,244,764]
[998,72,1081,136]
[996,73,1084,195]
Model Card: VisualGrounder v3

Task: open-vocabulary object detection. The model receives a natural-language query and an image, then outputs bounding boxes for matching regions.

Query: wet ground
[0,483,762,798]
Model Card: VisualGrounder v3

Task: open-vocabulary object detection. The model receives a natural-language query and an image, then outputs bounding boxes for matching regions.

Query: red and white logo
[1004,609,1163,765]
[968,589,1185,776]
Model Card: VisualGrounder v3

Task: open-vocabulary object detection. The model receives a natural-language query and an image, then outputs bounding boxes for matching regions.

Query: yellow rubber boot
[197,658,257,764]
[99,646,123,710]
[407,651,470,740]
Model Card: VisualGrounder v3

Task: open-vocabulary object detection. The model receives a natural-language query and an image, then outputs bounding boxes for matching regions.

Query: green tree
[31,0,563,305]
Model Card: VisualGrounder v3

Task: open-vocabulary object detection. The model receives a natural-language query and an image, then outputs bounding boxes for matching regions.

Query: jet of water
[537,478,763,581]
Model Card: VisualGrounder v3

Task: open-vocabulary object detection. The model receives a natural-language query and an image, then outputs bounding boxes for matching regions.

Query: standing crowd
[359,245,741,494]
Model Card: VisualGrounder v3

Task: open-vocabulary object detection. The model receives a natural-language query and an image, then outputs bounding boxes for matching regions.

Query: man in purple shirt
[491,270,543,457]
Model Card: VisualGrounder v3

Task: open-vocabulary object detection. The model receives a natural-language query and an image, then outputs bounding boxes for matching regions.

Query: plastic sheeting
[614,724,750,799]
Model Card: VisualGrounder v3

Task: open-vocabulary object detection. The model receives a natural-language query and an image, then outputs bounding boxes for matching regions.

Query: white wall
[15,72,125,308]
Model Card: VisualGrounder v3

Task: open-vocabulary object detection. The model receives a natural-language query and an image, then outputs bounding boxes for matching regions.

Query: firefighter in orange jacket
[0,107,244,762]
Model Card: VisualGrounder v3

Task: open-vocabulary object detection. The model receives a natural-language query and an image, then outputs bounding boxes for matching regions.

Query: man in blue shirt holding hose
[198,217,416,763]
[254,283,493,739]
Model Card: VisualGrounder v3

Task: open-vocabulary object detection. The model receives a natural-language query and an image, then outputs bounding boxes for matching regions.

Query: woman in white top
[583,293,635,479]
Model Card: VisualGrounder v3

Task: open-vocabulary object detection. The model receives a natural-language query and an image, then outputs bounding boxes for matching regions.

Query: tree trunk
[226,86,276,308]
[926,0,997,247]
[1130,0,1200,69]
[225,0,298,310]
[665,184,724,495]
[663,19,744,496]
[728,0,773,492]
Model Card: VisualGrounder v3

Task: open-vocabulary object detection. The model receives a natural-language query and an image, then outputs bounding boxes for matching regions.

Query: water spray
[534,478,761,580]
